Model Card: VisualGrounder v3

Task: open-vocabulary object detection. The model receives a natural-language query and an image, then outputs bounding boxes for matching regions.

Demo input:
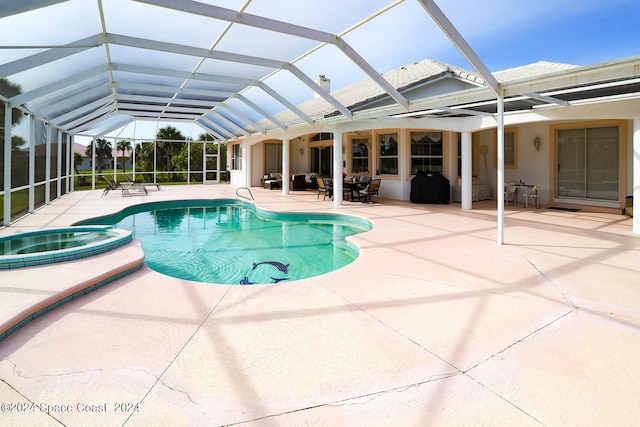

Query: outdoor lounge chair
[123,174,160,191]
[101,176,148,197]
[359,179,380,203]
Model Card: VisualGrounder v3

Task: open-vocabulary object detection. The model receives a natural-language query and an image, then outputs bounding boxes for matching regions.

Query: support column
[634,118,640,234]
[496,94,505,245]
[244,142,251,188]
[282,138,290,195]
[3,102,11,226]
[461,131,473,210]
[333,132,343,206]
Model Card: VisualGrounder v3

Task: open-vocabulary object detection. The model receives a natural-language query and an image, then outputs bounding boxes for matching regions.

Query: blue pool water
[0,226,132,270]
[77,199,371,284]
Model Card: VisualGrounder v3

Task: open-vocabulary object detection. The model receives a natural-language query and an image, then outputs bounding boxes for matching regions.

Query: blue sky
[462,0,640,71]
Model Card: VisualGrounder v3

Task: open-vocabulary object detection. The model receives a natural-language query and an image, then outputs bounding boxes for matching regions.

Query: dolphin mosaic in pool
[241,260,291,284]
[252,261,289,274]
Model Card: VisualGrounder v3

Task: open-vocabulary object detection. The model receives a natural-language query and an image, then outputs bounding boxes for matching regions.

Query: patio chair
[526,184,541,208]
[504,182,517,205]
[317,177,333,200]
[359,179,380,203]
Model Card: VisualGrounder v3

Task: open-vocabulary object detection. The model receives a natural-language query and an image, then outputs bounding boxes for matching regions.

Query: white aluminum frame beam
[134,0,410,110]
[524,92,570,106]
[416,0,500,96]
[236,94,287,131]
[34,83,112,117]
[258,82,314,125]
[199,116,236,139]
[206,111,250,137]
[115,81,235,99]
[195,119,226,141]
[0,0,69,19]
[0,34,102,77]
[63,102,115,130]
[112,63,256,86]
[220,103,265,134]
[117,94,219,108]
[50,95,114,125]
[68,110,119,133]
[10,64,109,105]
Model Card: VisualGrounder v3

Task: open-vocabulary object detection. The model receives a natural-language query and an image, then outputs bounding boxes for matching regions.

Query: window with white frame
[410,131,443,174]
[494,128,518,169]
[351,138,369,173]
[378,132,398,175]
[231,144,242,170]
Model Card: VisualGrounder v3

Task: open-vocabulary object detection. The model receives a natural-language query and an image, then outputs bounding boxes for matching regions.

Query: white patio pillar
[633,117,640,234]
[244,141,251,188]
[333,132,343,206]
[461,131,473,210]
[496,94,505,245]
[282,138,290,195]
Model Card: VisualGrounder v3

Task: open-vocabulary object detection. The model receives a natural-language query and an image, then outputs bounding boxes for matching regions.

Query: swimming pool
[0,226,133,270]
[77,199,372,284]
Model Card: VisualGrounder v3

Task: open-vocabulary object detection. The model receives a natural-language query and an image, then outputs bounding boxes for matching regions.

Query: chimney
[314,74,330,99]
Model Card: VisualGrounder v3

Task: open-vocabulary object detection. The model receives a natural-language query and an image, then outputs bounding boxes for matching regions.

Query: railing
[236,187,254,201]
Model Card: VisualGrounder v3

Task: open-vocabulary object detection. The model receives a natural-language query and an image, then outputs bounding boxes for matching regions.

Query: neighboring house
[234,56,640,213]
[74,143,133,172]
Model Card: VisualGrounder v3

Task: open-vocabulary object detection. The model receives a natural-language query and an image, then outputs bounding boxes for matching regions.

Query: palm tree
[74,152,83,174]
[116,139,132,171]
[135,141,155,173]
[85,138,112,173]
[0,78,24,147]
[155,126,185,171]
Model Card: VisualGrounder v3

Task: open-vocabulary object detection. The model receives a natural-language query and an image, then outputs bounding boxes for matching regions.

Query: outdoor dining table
[343,180,367,201]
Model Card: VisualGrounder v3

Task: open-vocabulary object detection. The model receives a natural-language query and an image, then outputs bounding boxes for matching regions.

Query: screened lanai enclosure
[2,0,640,238]
[3,0,470,226]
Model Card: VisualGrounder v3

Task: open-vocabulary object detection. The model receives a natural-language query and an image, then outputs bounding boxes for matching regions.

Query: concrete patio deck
[1,184,639,426]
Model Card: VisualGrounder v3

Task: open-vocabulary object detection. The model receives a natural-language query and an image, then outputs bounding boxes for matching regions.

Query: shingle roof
[267,58,578,129]
[270,58,484,127]
[493,61,579,82]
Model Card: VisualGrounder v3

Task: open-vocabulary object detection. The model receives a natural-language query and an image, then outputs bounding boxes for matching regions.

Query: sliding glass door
[556,125,619,202]
[311,146,332,176]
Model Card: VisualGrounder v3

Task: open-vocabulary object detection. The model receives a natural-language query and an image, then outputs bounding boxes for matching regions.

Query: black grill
[410,171,450,204]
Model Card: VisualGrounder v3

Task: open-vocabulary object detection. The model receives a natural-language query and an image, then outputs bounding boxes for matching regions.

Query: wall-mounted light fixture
[533,136,541,151]
[299,147,304,156]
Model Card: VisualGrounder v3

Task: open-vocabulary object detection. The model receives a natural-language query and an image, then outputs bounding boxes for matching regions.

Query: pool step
[0,239,145,342]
